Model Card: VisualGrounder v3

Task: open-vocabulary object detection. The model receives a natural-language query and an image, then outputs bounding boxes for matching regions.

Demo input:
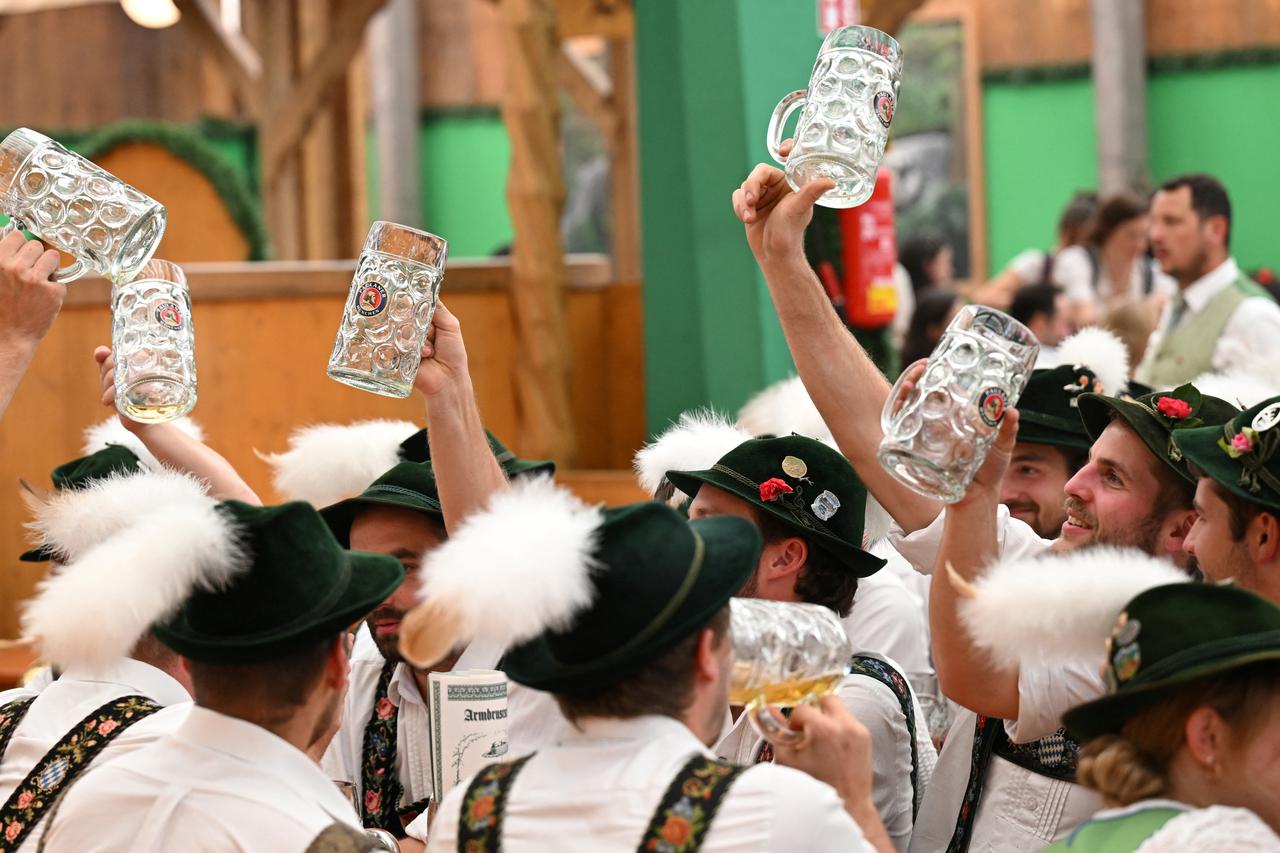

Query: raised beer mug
[766,25,903,208]
[729,598,851,744]
[112,259,197,424]
[328,221,447,398]
[0,128,166,283]
[878,305,1038,503]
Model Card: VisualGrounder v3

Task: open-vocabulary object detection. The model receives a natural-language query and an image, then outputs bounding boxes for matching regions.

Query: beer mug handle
[881,358,928,433]
[766,90,807,165]
[748,705,802,746]
[0,216,86,283]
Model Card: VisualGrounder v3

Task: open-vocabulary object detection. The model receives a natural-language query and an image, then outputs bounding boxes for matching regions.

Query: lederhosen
[945,715,1080,853]
[753,654,923,818]
[455,753,747,853]
[0,694,160,851]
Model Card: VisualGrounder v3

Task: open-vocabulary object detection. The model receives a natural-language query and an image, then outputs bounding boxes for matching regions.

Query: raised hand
[0,229,64,348]
[412,301,468,399]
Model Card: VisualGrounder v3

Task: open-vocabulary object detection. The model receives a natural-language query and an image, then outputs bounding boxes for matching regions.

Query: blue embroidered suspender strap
[0,698,36,765]
[359,660,404,835]
[634,755,747,853]
[455,754,534,853]
[0,694,159,852]
[848,654,922,818]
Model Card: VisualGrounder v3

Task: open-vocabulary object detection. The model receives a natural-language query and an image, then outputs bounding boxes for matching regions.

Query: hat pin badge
[781,455,810,481]
[1252,402,1280,434]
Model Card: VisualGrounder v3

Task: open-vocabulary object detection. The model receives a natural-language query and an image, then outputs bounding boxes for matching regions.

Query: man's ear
[324,632,351,693]
[1248,511,1280,564]
[763,536,808,582]
[692,626,723,684]
[1164,509,1199,555]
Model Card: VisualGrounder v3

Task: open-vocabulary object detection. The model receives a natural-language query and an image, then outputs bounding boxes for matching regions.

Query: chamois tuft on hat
[1190,368,1280,411]
[953,546,1187,671]
[1055,327,1130,396]
[21,475,246,669]
[737,376,833,442]
[400,476,602,667]
[258,419,418,507]
[633,409,752,502]
[83,415,204,472]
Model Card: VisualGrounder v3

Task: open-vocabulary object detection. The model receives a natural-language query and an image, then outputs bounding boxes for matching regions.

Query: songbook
[427,669,510,801]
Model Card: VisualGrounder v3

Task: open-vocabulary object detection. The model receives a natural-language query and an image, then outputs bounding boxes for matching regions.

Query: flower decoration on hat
[759,478,794,502]
[1143,384,1206,462]
[1156,396,1193,420]
[1217,402,1280,495]
[1061,371,1103,407]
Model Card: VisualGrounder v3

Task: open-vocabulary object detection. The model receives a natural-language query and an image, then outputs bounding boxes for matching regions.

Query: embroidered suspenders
[359,660,404,835]
[847,654,923,818]
[945,715,1081,853]
[456,754,745,853]
[0,694,159,852]
[0,698,37,765]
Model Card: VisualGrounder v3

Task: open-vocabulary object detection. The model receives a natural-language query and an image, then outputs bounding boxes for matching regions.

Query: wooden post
[370,0,423,228]
[499,0,577,462]
[1091,0,1148,194]
[260,0,303,260]
[608,38,642,284]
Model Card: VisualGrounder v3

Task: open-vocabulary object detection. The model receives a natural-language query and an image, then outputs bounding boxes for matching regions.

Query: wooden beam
[608,38,642,283]
[260,0,389,180]
[1091,0,1148,194]
[174,0,263,117]
[371,0,424,228]
[260,0,302,260]
[862,0,931,35]
[558,43,615,138]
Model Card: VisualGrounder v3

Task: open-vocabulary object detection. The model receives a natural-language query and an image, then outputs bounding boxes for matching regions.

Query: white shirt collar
[387,661,425,708]
[59,659,191,707]
[1180,258,1239,312]
[559,714,707,750]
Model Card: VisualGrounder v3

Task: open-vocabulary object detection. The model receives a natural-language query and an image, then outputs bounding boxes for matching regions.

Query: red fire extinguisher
[837,168,898,329]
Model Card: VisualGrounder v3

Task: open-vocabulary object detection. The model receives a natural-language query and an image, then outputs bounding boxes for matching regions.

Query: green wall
[984,61,1280,274]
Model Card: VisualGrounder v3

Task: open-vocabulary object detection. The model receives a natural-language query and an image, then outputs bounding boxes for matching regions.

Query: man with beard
[1175,394,1280,605]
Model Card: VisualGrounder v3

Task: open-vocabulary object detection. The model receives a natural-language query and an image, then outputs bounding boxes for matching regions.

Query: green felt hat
[502,502,761,693]
[664,435,885,577]
[1077,384,1240,482]
[1063,583,1280,741]
[20,445,145,562]
[320,460,443,547]
[155,501,404,664]
[1014,365,1099,451]
[1172,395,1280,514]
[398,428,555,478]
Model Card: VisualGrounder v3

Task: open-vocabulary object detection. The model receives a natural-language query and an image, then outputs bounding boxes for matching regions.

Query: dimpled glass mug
[728,598,852,744]
[111,259,197,424]
[766,25,903,208]
[878,305,1039,503]
[328,221,447,397]
[0,128,166,283]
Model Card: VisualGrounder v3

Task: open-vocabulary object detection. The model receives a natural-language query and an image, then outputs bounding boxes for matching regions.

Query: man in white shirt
[1137,174,1280,387]
[42,499,406,852]
[395,479,895,852]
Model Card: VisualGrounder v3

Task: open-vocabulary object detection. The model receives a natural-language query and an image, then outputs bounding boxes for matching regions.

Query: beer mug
[0,128,166,283]
[729,598,851,744]
[878,305,1038,503]
[112,259,197,424]
[766,25,903,208]
[328,221,447,398]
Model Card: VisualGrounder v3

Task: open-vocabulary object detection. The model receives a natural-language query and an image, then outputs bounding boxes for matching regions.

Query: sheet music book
[427,669,510,801]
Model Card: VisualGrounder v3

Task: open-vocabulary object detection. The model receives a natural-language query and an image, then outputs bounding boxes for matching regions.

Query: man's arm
[929,410,1021,719]
[0,231,64,421]
[92,346,261,503]
[414,302,508,533]
[732,165,940,533]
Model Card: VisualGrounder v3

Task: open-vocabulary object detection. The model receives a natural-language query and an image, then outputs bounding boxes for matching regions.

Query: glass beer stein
[111,259,197,424]
[0,128,166,283]
[878,305,1038,503]
[328,221,447,398]
[766,25,903,208]
[729,598,852,744]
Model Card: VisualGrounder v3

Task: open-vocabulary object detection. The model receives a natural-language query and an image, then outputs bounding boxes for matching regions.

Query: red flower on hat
[1156,396,1193,419]
[759,478,794,502]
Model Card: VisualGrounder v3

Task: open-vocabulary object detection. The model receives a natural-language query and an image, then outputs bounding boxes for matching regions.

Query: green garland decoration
[983,46,1280,86]
[76,119,270,260]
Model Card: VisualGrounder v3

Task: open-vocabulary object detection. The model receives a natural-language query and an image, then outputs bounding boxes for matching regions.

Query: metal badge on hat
[1104,611,1142,690]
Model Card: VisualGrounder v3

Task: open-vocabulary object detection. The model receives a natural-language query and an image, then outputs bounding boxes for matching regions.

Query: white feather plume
[82,416,204,471]
[415,476,602,651]
[1191,368,1280,410]
[1055,327,1131,396]
[633,409,752,500]
[736,376,833,441]
[25,468,211,562]
[956,546,1188,671]
[257,419,419,506]
[21,493,246,669]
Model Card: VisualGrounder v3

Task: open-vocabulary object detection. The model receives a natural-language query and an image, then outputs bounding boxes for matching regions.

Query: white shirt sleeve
[1051,246,1097,307]
[1004,660,1106,743]
[1212,296,1280,375]
[1136,805,1280,852]
[887,504,1052,576]
[844,573,932,677]
[1006,249,1048,284]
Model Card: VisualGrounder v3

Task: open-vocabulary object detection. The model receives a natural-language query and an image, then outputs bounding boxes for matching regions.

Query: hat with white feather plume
[1189,368,1280,411]
[1016,327,1131,451]
[82,415,203,472]
[19,445,147,562]
[399,477,761,693]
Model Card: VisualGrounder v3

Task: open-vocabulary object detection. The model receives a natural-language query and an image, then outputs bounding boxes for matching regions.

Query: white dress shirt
[42,706,359,852]
[717,653,936,852]
[1138,258,1280,384]
[322,627,568,814]
[845,564,932,678]
[425,714,873,852]
[0,659,192,851]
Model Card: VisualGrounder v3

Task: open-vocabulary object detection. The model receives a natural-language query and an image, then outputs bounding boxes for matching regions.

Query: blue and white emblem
[811,490,841,521]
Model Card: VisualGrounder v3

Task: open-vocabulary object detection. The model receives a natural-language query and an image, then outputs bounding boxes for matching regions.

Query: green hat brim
[1013,411,1092,452]
[1173,419,1280,515]
[503,514,758,694]
[19,546,53,563]
[1077,394,1190,482]
[321,491,444,548]
[155,550,404,664]
[1064,642,1280,742]
[663,468,885,578]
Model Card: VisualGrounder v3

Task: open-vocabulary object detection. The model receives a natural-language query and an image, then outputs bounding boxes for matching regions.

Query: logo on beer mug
[874,91,895,127]
[979,387,1008,427]
[356,281,388,317]
[154,301,183,331]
